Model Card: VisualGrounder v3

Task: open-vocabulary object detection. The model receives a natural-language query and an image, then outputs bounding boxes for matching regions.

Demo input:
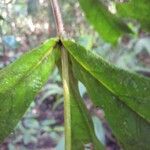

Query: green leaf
[60,49,103,149]
[62,39,150,121]
[78,0,131,43]
[116,0,150,31]
[0,38,60,142]
[72,59,150,150]
[69,74,104,150]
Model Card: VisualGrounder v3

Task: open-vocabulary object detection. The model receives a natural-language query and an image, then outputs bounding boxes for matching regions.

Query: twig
[50,0,65,37]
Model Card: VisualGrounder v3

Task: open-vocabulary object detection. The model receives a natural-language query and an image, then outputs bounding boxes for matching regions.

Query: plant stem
[50,1,71,150]
[50,0,65,37]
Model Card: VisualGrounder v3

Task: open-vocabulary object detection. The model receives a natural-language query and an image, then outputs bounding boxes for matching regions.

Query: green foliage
[78,0,131,43]
[0,38,60,142]
[62,40,150,122]
[71,55,150,150]
[116,0,150,31]
[0,0,150,150]
[69,75,104,150]
[62,39,150,149]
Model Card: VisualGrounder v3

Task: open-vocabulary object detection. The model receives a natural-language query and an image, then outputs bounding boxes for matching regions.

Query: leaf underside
[62,39,150,150]
[69,75,104,150]
[72,59,150,150]
[62,39,150,122]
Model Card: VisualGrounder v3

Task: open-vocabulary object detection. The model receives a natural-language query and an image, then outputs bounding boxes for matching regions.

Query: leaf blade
[78,0,131,43]
[0,38,60,142]
[60,56,104,149]
[116,0,150,31]
[69,74,104,150]
[62,39,150,123]
[72,59,150,150]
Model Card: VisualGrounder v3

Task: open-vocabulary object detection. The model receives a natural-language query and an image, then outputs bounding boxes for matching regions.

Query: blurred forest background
[0,0,150,150]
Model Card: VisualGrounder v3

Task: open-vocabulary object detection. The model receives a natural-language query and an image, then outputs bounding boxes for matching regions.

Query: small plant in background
[0,0,150,150]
